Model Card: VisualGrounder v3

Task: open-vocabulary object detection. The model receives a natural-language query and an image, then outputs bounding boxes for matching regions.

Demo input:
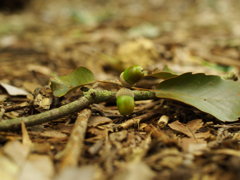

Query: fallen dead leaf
[169,119,212,139]
[88,116,112,127]
[169,119,211,152]
[0,83,29,96]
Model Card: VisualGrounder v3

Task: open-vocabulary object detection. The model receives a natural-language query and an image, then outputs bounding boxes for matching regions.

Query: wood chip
[118,112,156,129]
[157,115,169,128]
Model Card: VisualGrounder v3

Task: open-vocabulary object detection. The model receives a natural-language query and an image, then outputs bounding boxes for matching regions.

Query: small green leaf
[51,67,95,97]
[155,73,240,122]
[50,81,70,97]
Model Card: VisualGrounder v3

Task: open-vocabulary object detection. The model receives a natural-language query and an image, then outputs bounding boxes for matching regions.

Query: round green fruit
[116,95,135,115]
[120,65,145,86]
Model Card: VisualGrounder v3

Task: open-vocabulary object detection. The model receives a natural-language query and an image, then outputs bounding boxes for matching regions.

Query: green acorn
[120,65,145,86]
[116,88,135,115]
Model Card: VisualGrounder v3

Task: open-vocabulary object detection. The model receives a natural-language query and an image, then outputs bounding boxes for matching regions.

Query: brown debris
[118,112,156,129]
[1,0,240,179]
[168,119,212,152]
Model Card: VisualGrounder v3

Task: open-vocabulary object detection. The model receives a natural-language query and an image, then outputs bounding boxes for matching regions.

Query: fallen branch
[0,89,156,131]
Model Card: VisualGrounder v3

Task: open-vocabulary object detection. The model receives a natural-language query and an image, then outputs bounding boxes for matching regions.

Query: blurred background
[0,0,240,88]
[1,0,240,37]
[0,2,240,180]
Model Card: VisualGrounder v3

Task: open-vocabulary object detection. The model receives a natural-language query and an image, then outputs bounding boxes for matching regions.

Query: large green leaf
[155,73,240,122]
[51,67,95,97]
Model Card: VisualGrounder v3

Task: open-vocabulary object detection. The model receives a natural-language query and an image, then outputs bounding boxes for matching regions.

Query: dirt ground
[0,0,240,180]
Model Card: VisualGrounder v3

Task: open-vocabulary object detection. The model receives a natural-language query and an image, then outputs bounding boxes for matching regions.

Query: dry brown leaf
[0,83,29,96]
[169,120,193,137]
[87,127,108,138]
[169,119,206,138]
[88,116,112,127]
[169,120,211,152]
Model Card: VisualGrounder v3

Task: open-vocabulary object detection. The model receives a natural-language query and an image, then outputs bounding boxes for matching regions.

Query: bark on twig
[0,89,156,131]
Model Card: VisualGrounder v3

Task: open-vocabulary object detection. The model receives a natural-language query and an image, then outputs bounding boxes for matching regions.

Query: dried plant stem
[118,112,156,129]
[59,109,91,170]
[0,89,156,131]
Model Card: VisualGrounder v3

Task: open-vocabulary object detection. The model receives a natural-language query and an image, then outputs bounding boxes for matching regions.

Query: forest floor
[0,0,240,180]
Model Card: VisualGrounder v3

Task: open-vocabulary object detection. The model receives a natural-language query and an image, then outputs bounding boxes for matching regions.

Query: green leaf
[155,73,240,122]
[50,67,95,97]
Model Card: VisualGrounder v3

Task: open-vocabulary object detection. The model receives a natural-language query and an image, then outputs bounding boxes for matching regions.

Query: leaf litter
[0,0,240,180]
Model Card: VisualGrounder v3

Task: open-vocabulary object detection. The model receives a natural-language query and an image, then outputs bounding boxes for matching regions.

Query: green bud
[116,88,135,115]
[120,65,145,86]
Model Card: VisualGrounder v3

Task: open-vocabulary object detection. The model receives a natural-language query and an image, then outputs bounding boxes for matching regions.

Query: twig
[117,112,156,129]
[157,115,169,128]
[0,89,156,131]
[21,121,32,147]
[58,109,91,170]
